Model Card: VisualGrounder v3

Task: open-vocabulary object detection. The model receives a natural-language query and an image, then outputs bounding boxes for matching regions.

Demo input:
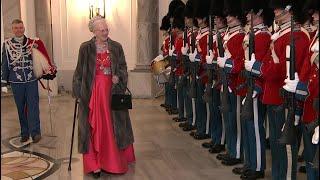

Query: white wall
[51,0,136,71]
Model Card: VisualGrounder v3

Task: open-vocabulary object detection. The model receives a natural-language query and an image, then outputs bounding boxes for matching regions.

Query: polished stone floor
[1,94,307,179]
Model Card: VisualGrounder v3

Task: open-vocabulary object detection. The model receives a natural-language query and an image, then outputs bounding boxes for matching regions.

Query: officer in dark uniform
[2,19,57,143]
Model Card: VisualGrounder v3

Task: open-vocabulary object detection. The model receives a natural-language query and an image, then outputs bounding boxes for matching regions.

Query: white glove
[242,97,246,105]
[283,72,299,93]
[245,53,256,71]
[311,42,319,52]
[1,87,8,93]
[217,56,227,68]
[252,90,258,98]
[169,46,175,56]
[189,50,197,62]
[312,126,319,144]
[181,45,189,55]
[206,50,214,64]
[294,115,300,126]
[154,54,164,62]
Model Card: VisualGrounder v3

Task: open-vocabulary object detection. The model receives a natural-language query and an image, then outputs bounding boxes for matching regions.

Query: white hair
[88,16,108,32]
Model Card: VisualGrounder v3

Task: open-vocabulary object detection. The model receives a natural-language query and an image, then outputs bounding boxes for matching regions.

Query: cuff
[254,83,262,95]
[195,54,201,62]
[251,61,262,77]
[295,81,309,101]
[224,58,233,73]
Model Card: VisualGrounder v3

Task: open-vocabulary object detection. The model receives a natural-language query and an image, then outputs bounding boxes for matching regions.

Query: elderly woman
[72,16,135,178]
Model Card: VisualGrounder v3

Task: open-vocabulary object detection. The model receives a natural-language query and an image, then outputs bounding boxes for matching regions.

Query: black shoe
[298,155,304,162]
[221,158,242,166]
[20,136,29,143]
[299,165,306,173]
[193,133,210,140]
[32,134,41,143]
[172,117,179,121]
[216,153,230,161]
[179,122,188,128]
[183,125,196,131]
[189,131,196,137]
[232,166,249,175]
[91,171,101,179]
[175,118,187,122]
[209,145,225,154]
[202,141,214,148]
[160,104,168,108]
[240,170,264,179]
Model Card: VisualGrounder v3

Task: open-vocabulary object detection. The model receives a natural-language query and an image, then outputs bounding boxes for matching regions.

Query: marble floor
[1,94,307,180]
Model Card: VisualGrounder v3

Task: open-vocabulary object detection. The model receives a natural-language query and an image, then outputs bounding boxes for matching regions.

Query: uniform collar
[228,25,243,34]
[218,27,227,33]
[199,26,209,34]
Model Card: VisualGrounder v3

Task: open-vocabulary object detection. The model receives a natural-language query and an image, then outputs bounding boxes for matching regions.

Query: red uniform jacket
[243,25,272,100]
[298,31,319,123]
[174,35,184,76]
[196,27,209,84]
[223,26,246,96]
[258,24,310,105]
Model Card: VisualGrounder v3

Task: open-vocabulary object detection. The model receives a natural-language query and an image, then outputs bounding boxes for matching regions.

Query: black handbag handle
[115,82,132,95]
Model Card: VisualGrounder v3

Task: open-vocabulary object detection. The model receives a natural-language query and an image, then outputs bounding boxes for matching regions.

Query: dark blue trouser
[224,92,242,159]
[177,76,186,119]
[195,81,207,135]
[244,99,267,172]
[209,88,223,145]
[185,77,193,125]
[302,123,319,180]
[167,81,177,109]
[267,105,298,180]
[164,82,170,106]
[11,81,41,138]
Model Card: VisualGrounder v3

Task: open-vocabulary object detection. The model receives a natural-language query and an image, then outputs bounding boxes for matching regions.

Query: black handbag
[111,86,132,110]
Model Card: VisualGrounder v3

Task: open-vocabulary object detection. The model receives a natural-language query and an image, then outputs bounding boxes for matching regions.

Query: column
[20,0,36,37]
[129,0,159,98]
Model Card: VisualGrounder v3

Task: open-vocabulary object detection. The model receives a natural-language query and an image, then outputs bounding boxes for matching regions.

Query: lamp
[89,0,106,19]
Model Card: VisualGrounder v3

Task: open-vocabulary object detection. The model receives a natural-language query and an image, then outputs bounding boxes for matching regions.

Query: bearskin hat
[167,0,185,18]
[172,5,185,30]
[224,0,246,25]
[303,0,319,12]
[210,0,225,17]
[194,0,211,19]
[242,0,275,27]
[184,0,196,18]
[160,15,171,31]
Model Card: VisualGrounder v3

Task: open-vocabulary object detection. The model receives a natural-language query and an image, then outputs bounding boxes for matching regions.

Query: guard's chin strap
[39,79,52,92]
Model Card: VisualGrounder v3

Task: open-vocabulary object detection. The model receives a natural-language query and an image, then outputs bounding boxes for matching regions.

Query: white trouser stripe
[253,98,262,171]
[192,98,196,126]
[206,103,210,134]
[221,114,226,145]
[286,145,292,180]
[236,96,241,159]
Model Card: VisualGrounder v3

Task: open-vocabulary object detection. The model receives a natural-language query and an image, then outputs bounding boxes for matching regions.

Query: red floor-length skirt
[83,53,135,174]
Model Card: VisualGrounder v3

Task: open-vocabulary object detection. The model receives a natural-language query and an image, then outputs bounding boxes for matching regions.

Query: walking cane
[68,98,78,171]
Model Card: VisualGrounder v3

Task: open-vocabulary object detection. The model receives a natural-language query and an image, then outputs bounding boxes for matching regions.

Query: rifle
[216,25,229,114]
[178,25,190,89]
[241,10,255,121]
[203,15,214,103]
[168,23,176,88]
[189,27,198,98]
[278,15,297,145]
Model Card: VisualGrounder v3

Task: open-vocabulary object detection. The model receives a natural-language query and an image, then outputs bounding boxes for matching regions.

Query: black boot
[221,158,242,166]
[216,153,230,161]
[179,122,188,128]
[232,166,249,175]
[202,141,214,148]
[240,170,265,179]
[209,145,225,154]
